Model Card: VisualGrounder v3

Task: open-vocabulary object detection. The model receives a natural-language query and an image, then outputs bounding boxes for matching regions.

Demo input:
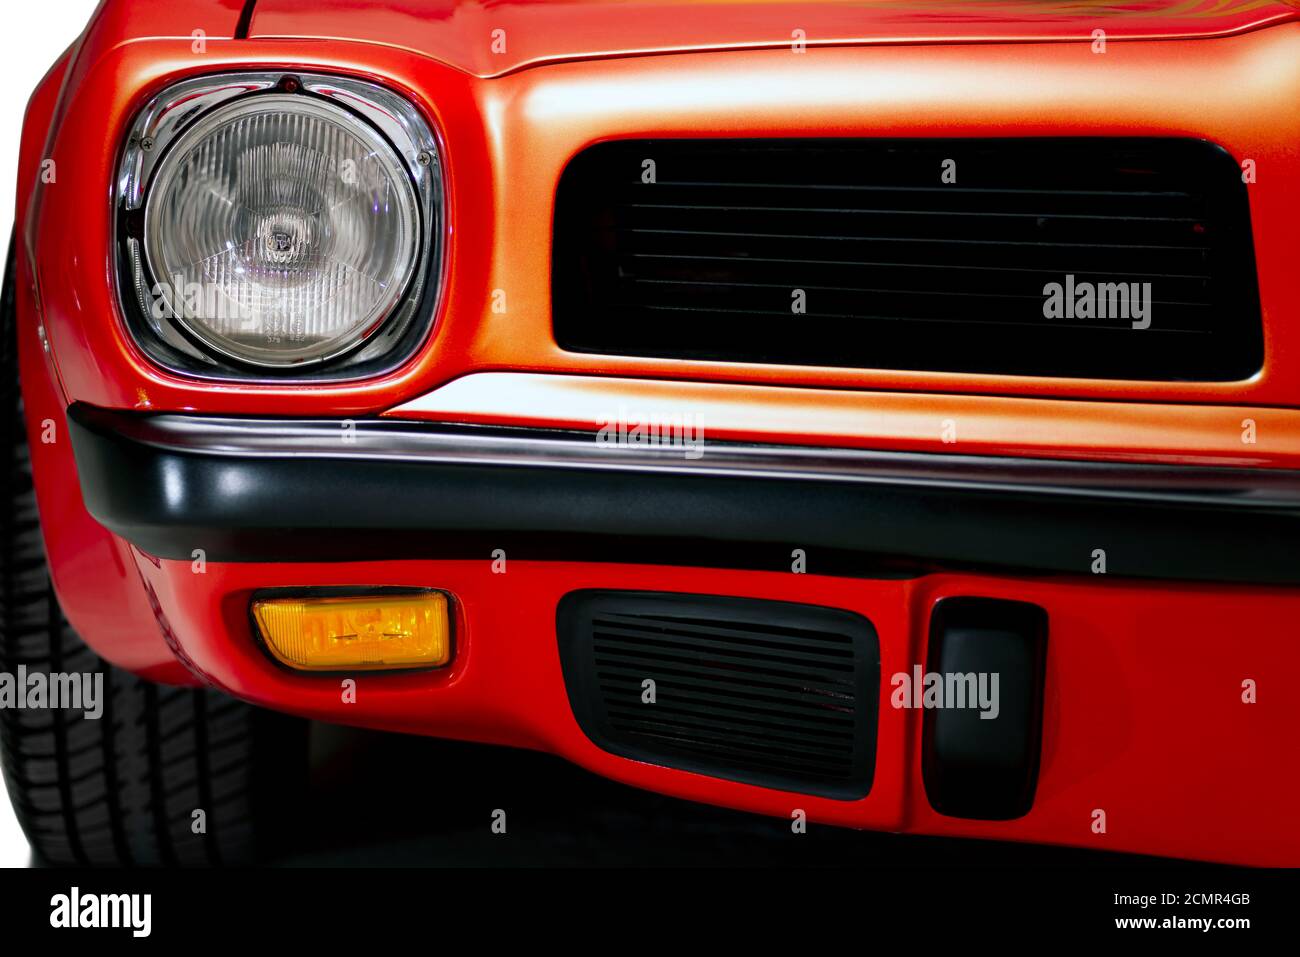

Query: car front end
[6,0,1300,867]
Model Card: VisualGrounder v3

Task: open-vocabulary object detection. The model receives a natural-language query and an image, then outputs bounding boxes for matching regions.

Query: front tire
[0,239,306,866]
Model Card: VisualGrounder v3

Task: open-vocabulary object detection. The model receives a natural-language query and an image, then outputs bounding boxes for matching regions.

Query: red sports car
[3,0,1298,867]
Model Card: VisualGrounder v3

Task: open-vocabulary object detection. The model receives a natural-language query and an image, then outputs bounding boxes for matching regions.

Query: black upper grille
[558,591,880,799]
[552,138,1262,380]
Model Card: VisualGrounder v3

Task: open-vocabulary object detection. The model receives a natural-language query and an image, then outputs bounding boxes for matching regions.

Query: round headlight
[142,94,420,367]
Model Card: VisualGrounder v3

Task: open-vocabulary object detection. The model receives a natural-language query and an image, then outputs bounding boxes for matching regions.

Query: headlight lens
[140,92,422,367]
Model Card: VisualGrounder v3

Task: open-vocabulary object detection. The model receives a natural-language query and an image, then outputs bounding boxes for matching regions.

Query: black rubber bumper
[66,402,1300,584]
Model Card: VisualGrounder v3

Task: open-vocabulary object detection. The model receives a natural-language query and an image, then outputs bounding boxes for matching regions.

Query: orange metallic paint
[386,371,1300,467]
[248,0,1300,78]
[23,26,1300,422]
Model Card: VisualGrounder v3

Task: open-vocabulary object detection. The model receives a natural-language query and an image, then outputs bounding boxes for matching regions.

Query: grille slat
[617,227,1207,251]
[593,639,855,682]
[620,231,1214,275]
[628,252,1212,281]
[592,621,857,669]
[605,712,855,761]
[601,610,856,644]
[604,729,858,780]
[559,591,879,799]
[595,672,858,727]
[553,138,1261,380]
[591,658,857,712]
[622,201,1205,222]
[606,303,1213,337]
[599,694,857,738]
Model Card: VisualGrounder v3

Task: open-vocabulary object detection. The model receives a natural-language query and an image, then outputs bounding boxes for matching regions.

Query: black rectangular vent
[552,138,1262,380]
[557,591,880,800]
[923,597,1049,821]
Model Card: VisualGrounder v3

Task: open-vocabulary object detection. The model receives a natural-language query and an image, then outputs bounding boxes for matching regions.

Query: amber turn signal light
[252,591,451,672]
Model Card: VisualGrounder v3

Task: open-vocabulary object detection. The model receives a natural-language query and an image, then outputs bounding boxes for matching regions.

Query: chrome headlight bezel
[115,71,444,380]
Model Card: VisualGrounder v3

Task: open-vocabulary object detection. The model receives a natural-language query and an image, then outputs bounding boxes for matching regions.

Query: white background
[1,0,103,869]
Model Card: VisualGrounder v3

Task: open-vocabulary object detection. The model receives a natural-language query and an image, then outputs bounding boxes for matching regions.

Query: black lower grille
[552,138,1262,380]
[557,591,879,799]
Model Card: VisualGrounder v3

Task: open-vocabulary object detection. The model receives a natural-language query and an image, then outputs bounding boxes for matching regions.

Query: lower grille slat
[559,591,880,799]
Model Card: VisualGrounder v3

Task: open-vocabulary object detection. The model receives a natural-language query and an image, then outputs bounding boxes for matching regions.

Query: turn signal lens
[252,591,450,672]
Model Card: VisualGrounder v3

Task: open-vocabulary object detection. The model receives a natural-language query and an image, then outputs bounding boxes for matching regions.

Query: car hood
[247,0,1300,77]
